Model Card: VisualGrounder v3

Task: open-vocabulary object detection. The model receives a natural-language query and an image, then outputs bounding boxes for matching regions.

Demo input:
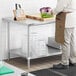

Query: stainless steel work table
[2,17,62,74]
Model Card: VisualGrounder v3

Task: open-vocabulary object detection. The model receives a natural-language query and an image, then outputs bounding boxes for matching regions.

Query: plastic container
[0,61,4,69]
[40,7,53,18]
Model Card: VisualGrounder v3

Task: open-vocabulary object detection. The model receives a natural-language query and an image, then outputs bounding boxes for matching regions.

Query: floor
[5,55,61,72]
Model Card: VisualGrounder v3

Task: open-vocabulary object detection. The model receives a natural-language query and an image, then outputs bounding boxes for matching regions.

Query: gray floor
[50,65,76,76]
[31,65,76,76]
[31,69,62,76]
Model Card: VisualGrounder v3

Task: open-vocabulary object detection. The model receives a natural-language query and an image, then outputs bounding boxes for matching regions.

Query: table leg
[7,22,10,60]
[27,25,31,75]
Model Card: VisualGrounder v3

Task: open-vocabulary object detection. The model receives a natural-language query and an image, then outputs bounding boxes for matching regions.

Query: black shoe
[52,63,69,69]
[69,62,76,66]
[69,60,76,66]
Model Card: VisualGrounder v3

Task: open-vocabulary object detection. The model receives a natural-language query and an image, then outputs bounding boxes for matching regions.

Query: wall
[0,0,57,60]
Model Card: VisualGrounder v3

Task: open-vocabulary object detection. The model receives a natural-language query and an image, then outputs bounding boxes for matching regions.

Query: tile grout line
[48,69,67,76]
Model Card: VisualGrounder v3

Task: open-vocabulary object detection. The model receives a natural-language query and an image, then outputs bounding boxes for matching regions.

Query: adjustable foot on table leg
[21,72,28,76]
[21,72,36,76]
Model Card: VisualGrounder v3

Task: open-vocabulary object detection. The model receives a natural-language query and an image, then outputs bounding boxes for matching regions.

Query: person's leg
[70,28,76,64]
[61,28,71,65]
[53,28,71,69]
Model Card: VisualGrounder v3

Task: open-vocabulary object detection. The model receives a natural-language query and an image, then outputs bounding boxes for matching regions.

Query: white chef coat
[53,0,76,28]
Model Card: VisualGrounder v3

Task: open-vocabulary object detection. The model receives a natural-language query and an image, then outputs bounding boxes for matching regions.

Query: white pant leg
[61,28,72,65]
[70,28,76,63]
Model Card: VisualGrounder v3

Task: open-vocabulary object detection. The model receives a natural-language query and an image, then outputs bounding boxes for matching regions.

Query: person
[52,0,76,69]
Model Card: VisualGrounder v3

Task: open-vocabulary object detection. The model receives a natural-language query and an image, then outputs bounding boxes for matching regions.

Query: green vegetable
[41,13,54,18]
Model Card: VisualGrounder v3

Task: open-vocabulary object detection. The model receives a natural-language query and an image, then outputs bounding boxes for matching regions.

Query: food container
[40,7,53,18]
[0,61,4,69]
